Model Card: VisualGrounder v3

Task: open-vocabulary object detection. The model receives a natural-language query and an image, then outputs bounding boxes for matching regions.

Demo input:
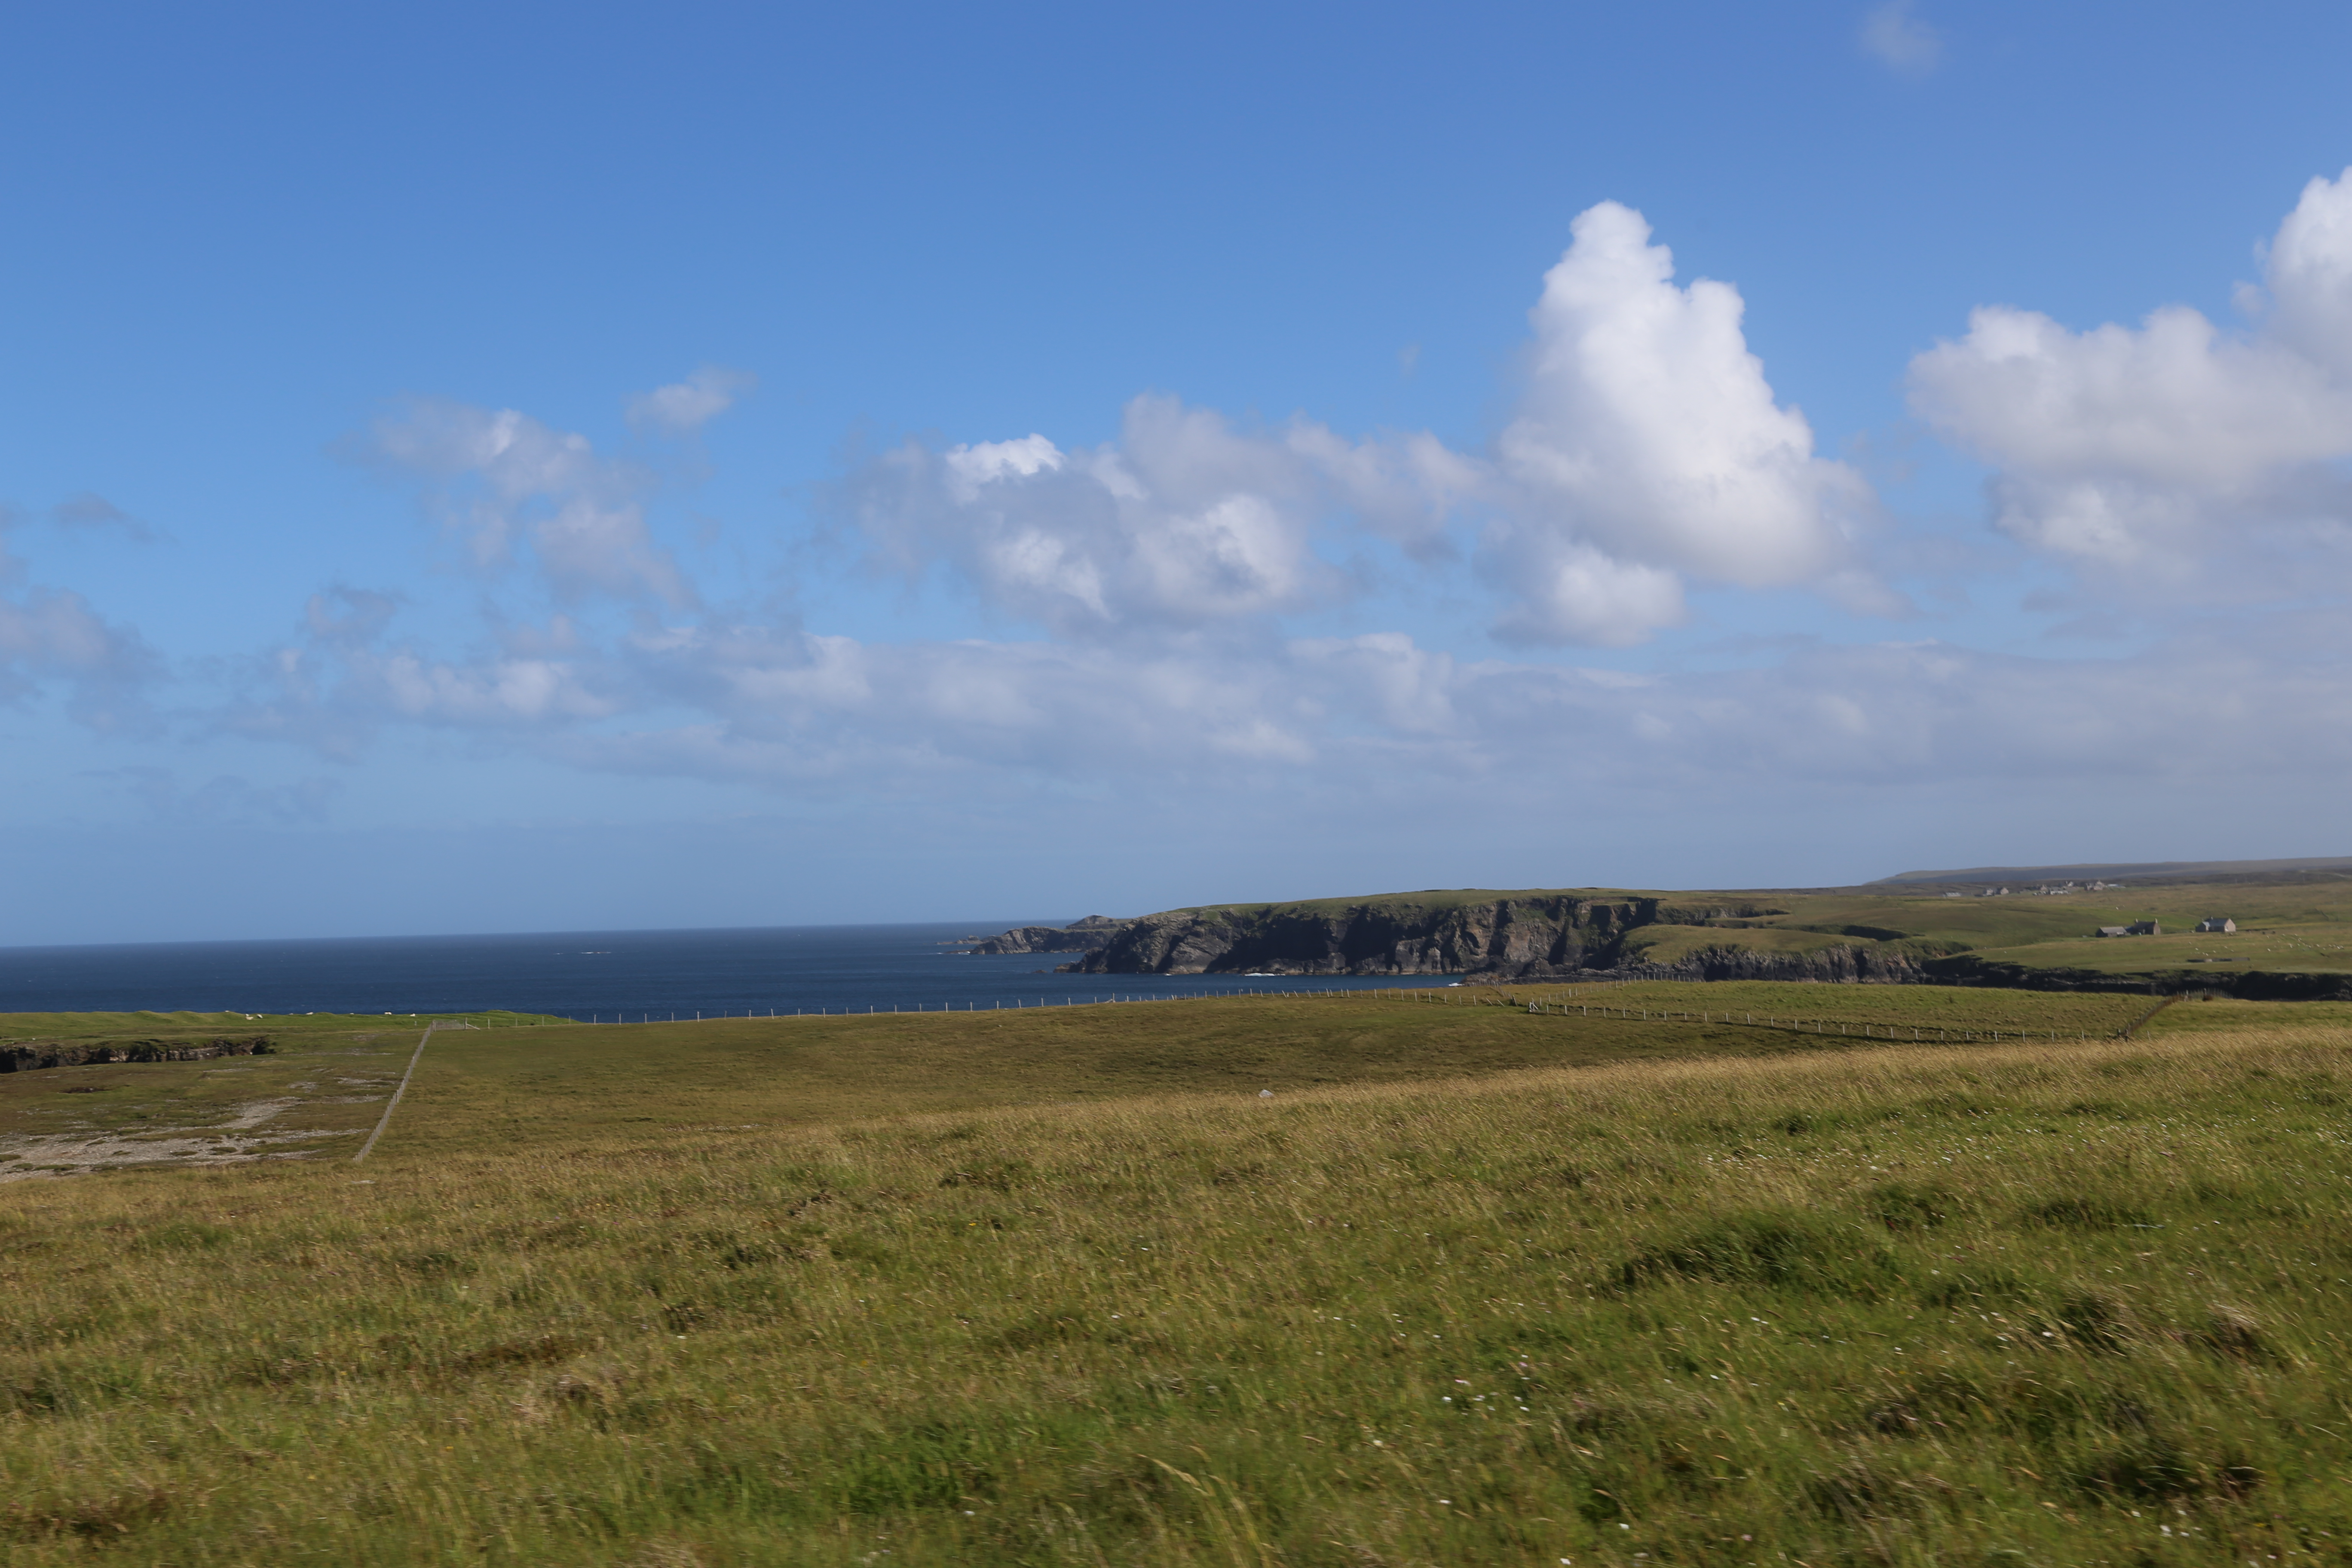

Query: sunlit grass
[3,997,2349,1564]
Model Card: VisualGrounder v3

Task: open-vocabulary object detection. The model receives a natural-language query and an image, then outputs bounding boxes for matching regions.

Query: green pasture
[1158,886,1654,919]
[0,985,2171,1173]
[1593,878,2352,982]
[3,989,2350,1565]
[0,1009,576,1042]
[1503,980,2157,1035]
[1744,892,2120,951]
[1968,926,2352,977]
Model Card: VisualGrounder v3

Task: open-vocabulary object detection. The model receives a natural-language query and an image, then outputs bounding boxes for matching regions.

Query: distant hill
[1873,856,2352,887]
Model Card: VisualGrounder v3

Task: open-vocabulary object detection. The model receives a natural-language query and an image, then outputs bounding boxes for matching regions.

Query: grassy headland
[2,987,2349,1563]
[1076,876,2352,991]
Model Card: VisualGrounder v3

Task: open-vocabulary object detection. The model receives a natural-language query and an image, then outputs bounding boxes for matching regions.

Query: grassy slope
[2,990,2350,1565]
[0,986,2167,1170]
[1615,924,1912,967]
[1880,855,2352,884]
[1157,887,1649,919]
[1967,927,2352,977]
[1942,885,2352,978]
[0,1013,585,1179]
[387,985,2179,1151]
[1,1010,286,1037]
[0,1009,576,1041]
[1651,885,2352,977]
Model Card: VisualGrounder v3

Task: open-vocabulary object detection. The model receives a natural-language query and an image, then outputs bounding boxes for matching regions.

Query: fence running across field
[1484,994,2097,1046]
[433,978,2133,1044]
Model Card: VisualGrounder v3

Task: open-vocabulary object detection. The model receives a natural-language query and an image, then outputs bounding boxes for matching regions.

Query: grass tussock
[0,1009,2349,1564]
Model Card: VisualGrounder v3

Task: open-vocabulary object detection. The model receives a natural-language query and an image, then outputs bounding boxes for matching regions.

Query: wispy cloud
[1860,0,1943,76]
[95,767,343,825]
[0,506,162,731]
[361,399,696,607]
[233,608,2352,807]
[0,587,161,731]
[625,365,757,435]
[50,492,158,542]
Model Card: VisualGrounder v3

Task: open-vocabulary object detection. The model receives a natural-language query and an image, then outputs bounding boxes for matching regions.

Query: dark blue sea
[0,923,1456,1019]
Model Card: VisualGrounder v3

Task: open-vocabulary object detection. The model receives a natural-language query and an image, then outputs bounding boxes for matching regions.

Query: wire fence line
[349,978,2122,1047]
[1408,986,2111,1045]
[351,1019,451,1163]
[443,986,1460,1026]
[330,983,2142,1165]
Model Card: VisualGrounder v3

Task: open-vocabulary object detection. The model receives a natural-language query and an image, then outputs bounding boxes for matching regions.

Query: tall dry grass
[3,1025,2349,1564]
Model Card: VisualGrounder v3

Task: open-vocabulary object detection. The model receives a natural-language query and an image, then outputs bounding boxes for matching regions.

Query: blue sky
[4,0,2350,945]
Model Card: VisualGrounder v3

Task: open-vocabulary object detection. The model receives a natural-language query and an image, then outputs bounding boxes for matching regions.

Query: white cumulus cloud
[2266,169,2352,378]
[843,203,1880,651]
[1487,200,1879,643]
[846,395,1386,638]
[1907,168,2352,586]
[1487,545,1687,649]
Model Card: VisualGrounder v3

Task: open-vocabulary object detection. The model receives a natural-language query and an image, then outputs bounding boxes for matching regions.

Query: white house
[2196,916,2236,933]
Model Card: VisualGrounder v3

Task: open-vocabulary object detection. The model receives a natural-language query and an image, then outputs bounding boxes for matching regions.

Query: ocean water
[0,923,1457,1018]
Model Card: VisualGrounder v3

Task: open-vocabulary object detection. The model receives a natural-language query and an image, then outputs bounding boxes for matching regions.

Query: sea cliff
[955,875,2352,994]
[1608,942,1940,985]
[952,915,1130,957]
[0,1035,276,1073]
[1052,894,1797,980]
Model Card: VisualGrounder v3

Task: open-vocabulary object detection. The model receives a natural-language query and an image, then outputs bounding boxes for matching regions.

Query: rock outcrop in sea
[951,915,1130,957]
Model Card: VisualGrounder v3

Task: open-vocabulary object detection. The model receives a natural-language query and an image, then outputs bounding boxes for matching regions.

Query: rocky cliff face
[0,1035,275,1073]
[955,918,1130,956]
[1608,944,1939,985]
[995,890,2352,996]
[1920,954,2352,1001]
[1056,896,1788,979]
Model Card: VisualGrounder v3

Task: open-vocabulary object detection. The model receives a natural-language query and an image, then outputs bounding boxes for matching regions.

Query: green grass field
[1626,881,2352,980]
[1966,927,2352,978]
[1,1009,577,1041]
[3,986,2349,1565]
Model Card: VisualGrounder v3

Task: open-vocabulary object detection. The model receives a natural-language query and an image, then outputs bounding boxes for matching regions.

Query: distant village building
[2097,926,2129,938]
[2196,916,2236,933]
[2126,920,2160,936]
